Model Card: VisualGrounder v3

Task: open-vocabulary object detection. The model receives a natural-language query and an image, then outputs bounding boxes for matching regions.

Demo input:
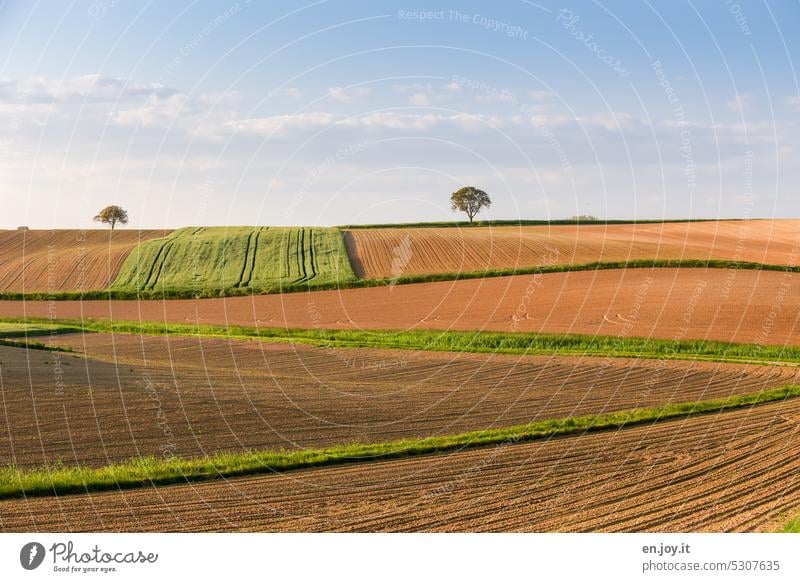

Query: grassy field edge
[781,517,800,532]
[0,338,75,352]
[1,383,797,500]
[1,258,798,301]
[3,316,800,366]
[0,323,83,351]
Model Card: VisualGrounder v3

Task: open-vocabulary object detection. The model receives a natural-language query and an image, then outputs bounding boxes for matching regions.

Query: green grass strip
[0,322,81,352]
[0,322,79,339]
[2,384,798,500]
[0,338,75,353]
[781,516,800,533]
[2,316,799,366]
[0,258,798,301]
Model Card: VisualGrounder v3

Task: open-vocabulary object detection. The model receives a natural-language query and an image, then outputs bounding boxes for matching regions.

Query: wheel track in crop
[241,228,263,288]
[144,241,175,290]
[234,231,255,288]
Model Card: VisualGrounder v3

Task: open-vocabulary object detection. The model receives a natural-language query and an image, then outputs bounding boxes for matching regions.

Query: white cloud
[223,111,592,137]
[392,83,432,93]
[579,112,637,131]
[227,111,495,136]
[268,87,303,98]
[2,74,789,153]
[726,93,755,113]
[110,94,188,127]
[527,90,553,101]
[228,112,339,136]
[393,82,461,105]
[356,112,455,130]
[0,74,194,130]
[409,93,430,106]
[110,91,239,132]
[327,86,371,104]
[3,73,799,230]
[475,90,514,104]
[1,74,176,104]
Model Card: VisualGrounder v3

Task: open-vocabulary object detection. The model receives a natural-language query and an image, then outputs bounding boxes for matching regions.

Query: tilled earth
[3,268,800,345]
[3,397,799,532]
[0,229,168,292]
[1,333,796,469]
[345,220,800,278]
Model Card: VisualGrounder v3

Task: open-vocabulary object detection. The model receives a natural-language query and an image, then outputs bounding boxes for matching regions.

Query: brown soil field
[3,268,800,345]
[0,229,169,292]
[1,335,796,469]
[3,397,798,532]
[345,220,800,278]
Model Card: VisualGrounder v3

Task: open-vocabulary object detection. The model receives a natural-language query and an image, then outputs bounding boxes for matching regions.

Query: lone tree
[93,205,129,230]
[450,186,491,224]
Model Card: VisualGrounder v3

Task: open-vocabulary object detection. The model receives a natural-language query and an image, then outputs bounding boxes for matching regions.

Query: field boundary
[0,323,82,352]
[1,259,798,301]
[1,384,797,500]
[780,515,800,532]
[0,324,76,339]
[339,218,737,229]
[3,316,800,366]
[0,338,76,352]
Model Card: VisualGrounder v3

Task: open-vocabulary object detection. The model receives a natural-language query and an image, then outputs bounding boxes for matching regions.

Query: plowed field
[345,220,800,278]
[0,229,168,292]
[3,397,798,532]
[2,334,795,469]
[3,268,800,345]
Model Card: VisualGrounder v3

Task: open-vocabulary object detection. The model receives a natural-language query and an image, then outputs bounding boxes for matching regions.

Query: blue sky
[1,0,798,228]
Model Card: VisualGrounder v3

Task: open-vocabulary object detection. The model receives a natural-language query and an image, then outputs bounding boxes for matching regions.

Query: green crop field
[110,226,356,294]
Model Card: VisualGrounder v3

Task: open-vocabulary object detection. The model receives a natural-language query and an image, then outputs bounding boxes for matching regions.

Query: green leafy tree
[93,205,129,230]
[450,186,491,224]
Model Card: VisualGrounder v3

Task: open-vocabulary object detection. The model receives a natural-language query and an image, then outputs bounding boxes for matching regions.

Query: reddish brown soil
[346,220,800,278]
[3,397,798,532]
[2,268,800,345]
[5,334,793,469]
[0,229,169,292]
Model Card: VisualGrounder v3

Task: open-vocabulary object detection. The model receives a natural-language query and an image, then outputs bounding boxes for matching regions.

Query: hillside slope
[344,219,800,278]
[111,226,356,293]
[0,229,169,293]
